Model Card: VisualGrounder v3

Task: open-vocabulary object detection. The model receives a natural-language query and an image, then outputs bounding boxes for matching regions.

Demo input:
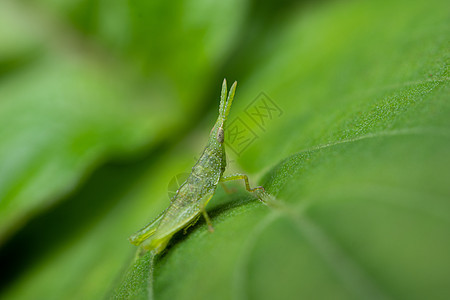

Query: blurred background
[0,0,449,299]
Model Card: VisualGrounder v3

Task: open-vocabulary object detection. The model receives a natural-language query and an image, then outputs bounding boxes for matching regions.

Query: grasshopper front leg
[220,174,265,201]
[199,192,215,233]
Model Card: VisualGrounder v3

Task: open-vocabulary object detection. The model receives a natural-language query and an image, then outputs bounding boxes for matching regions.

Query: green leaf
[0,53,155,242]
[1,0,449,299]
[110,251,155,300]
[0,0,244,243]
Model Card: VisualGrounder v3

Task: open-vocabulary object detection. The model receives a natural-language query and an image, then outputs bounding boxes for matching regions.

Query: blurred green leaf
[1,0,449,299]
[0,0,244,243]
[0,53,156,242]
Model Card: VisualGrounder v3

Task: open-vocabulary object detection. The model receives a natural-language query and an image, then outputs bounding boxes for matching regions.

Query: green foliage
[0,0,449,299]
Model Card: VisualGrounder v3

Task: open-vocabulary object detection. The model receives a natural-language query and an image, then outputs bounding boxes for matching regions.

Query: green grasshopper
[129,79,264,254]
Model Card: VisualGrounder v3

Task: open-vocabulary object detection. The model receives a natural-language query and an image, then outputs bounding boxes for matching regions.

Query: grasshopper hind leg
[129,209,166,246]
[142,235,173,254]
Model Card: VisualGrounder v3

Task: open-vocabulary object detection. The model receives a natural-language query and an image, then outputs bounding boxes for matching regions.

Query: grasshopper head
[208,79,237,146]
[215,79,236,143]
[219,78,237,123]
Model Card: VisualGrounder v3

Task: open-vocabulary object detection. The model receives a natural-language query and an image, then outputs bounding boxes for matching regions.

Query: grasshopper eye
[217,127,224,143]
